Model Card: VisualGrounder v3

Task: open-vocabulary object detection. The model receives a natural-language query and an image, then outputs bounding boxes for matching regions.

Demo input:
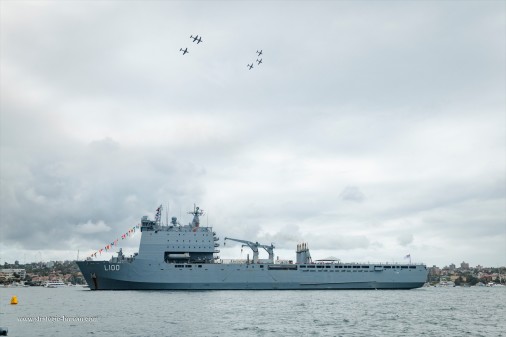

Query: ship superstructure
[77,205,428,290]
[136,206,219,264]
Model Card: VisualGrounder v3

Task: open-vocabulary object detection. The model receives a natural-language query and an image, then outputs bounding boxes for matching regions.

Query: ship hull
[77,261,427,290]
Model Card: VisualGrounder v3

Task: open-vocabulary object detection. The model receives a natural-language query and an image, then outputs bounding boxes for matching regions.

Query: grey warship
[76,205,428,290]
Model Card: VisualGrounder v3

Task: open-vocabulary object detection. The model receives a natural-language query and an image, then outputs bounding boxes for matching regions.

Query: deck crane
[256,243,275,263]
[224,237,259,263]
[224,237,275,263]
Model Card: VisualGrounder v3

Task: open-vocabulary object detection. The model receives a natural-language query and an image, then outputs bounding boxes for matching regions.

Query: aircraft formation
[179,34,204,56]
[180,34,263,71]
[247,50,263,70]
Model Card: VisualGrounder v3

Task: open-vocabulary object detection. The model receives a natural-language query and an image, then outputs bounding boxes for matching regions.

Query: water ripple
[0,287,505,336]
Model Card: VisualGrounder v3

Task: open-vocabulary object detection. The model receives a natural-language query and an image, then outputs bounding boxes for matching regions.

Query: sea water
[0,286,505,336]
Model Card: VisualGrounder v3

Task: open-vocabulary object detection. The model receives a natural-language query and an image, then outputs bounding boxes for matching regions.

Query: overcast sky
[1,1,505,267]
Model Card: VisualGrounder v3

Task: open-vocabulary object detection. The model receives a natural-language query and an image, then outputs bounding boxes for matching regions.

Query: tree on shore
[454,276,464,286]
[466,275,479,286]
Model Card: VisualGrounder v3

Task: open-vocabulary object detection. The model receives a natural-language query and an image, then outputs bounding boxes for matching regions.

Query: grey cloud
[75,220,112,234]
[255,224,371,251]
[89,138,120,153]
[397,233,414,247]
[340,186,366,203]
[1,1,504,266]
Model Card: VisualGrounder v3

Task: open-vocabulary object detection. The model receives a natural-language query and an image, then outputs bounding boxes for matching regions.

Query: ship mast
[188,204,204,227]
[154,204,162,227]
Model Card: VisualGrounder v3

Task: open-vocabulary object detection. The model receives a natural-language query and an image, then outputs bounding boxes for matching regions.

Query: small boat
[11,281,29,287]
[487,282,505,287]
[44,279,67,288]
[437,280,455,287]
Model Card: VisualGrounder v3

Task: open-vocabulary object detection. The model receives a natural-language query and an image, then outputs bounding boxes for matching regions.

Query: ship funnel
[296,242,312,264]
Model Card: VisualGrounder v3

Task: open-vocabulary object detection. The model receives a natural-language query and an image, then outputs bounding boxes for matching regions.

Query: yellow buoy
[10,296,18,305]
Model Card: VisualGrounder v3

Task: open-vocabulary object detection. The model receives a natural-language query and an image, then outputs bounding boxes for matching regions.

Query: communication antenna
[166,202,169,226]
[155,205,163,226]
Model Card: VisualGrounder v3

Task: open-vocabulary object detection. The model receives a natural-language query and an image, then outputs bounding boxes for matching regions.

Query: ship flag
[404,254,411,264]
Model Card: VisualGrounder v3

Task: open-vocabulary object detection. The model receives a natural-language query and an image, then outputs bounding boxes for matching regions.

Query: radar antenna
[188,204,204,227]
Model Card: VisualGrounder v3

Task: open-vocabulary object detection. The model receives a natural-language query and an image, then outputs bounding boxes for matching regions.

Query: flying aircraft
[247,63,254,70]
[180,48,188,55]
[256,50,263,56]
[190,35,203,44]
[256,58,262,65]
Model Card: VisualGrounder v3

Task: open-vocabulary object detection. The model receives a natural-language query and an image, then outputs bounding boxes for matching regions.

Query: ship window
[260,265,264,268]
[353,266,359,269]
[185,265,192,268]
[401,266,408,269]
[409,266,416,269]
[307,265,315,268]
[384,266,391,269]
[325,266,330,268]
[316,265,323,268]
[300,265,306,268]
[198,265,202,268]
[362,266,369,269]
